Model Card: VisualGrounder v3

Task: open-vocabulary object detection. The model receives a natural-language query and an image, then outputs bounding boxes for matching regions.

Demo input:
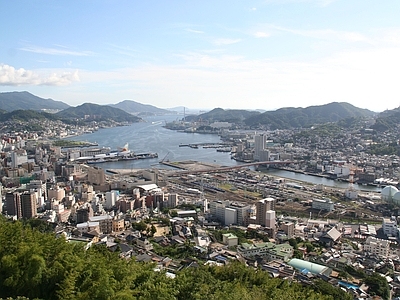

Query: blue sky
[1,0,400,112]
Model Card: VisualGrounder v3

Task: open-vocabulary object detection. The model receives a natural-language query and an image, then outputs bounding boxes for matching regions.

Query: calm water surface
[68,115,381,192]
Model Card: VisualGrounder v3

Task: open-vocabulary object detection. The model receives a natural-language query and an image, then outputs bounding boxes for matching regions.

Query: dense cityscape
[1,109,400,300]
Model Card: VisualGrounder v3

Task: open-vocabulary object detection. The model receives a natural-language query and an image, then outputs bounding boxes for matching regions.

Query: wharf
[106,168,141,175]
[160,160,221,172]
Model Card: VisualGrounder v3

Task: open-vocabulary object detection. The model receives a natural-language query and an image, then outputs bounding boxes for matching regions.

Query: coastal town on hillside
[1,117,400,300]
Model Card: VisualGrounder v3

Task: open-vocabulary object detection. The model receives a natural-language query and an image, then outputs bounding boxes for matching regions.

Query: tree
[150,225,157,236]
[132,221,147,232]
[364,273,390,300]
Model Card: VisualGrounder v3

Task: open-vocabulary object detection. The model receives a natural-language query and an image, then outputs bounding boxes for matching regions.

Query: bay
[67,114,381,192]
[67,114,240,170]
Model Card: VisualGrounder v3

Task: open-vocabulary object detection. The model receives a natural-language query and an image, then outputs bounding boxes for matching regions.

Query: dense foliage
[185,107,261,124]
[363,273,390,300]
[0,218,352,300]
[0,110,60,122]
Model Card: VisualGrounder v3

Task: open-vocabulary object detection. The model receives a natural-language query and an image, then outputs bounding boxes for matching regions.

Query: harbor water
[67,115,381,192]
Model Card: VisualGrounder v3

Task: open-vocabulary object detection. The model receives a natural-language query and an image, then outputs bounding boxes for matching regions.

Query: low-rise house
[136,237,153,251]
[222,233,238,247]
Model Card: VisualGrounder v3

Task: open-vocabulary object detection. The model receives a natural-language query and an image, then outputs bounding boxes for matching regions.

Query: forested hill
[244,102,375,129]
[0,217,352,300]
[56,103,142,123]
[111,99,171,116]
[185,108,261,123]
[0,109,60,122]
[370,107,400,132]
[183,102,374,130]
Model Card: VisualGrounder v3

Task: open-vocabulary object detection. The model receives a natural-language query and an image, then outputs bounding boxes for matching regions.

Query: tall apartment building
[76,205,94,223]
[48,186,66,202]
[363,236,390,257]
[209,200,252,226]
[265,210,276,229]
[5,192,22,219]
[87,166,106,185]
[21,192,37,219]
[167,193,179,208]
[105,190,119,209]
[256,198,276,226]
[281,222,294,238]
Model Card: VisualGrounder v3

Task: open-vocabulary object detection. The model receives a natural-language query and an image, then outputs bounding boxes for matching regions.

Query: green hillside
[244,102,375,129]
[111,100,171,115]
[0,109,60,122]
[185,108,261,123]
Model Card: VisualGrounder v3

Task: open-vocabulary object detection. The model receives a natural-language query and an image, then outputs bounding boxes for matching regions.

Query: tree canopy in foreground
[0,217,352,300]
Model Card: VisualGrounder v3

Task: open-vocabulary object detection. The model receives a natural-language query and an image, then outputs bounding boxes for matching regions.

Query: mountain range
[1,91,400,131]
[0,91,70,112]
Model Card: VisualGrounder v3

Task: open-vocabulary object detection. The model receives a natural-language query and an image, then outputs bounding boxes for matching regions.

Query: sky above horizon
[1,0,400,112]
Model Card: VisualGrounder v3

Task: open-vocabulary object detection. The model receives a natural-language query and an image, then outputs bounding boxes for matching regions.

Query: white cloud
[264,0,337,7]
[76,43,400,112]
[253,31,271,38]
[0,64,79,86]
[186,28,205,34]
[272,25,371,43]
[19,45,93,56]
[213,38,242,45]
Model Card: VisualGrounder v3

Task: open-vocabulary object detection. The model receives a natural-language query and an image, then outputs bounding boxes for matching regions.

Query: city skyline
[1,1,400,112]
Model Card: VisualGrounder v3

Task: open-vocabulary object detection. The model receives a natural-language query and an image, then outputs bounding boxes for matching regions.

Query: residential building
[48,187,65,202]
[76,205,93,223]
[87,166,106,185]
[256,198,276,226]
[224,207,237,225]
[254,134,267,161]
[265,210,276,229]
[363,236,390,257]
[136,237,153,251]
[281,222,294,238]
[112,218,125,233]
[382,217,399,237]
[5,192,22,219]
[90,215,113,234]
[21,192,37,219]
[167,193,178,208]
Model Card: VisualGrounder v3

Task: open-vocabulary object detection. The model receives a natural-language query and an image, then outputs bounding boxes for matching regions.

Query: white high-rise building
[265,210,276,229]
[224,207,237,225]
[105,190,119,209]
[254,134,267,161]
